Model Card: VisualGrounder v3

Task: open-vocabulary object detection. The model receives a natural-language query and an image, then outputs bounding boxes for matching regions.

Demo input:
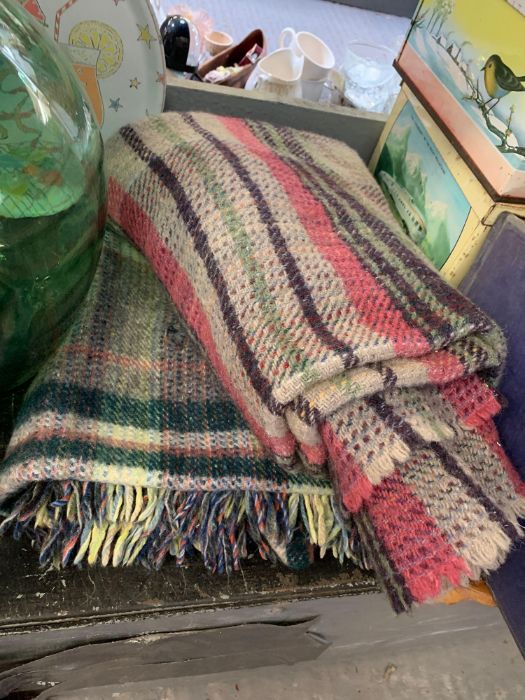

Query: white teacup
[279,27,335,81]
[205,30,233,56]
[245,48,304,99]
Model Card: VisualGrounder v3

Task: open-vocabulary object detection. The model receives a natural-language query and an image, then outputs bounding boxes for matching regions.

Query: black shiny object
[161,15,196,73]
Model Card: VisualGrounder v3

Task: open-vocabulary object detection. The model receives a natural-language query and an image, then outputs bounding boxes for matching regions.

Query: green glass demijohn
[0,0,106,392]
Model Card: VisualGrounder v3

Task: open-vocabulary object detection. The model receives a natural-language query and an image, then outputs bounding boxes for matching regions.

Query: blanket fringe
[0,481,367,573]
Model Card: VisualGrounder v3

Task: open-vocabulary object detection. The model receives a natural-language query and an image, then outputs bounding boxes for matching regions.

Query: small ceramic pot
[205,30,233,57]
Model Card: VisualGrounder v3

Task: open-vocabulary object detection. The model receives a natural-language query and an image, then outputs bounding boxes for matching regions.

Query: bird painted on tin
[481,54,525,111]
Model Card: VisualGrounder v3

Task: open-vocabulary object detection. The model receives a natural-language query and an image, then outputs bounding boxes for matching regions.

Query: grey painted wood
[165,76,387,163]
[58,623,525,700]
[0,593,511,697]
[329,0,419,17]
[0,535,509,677]
[0,621,328,697]
[0,536,376,669]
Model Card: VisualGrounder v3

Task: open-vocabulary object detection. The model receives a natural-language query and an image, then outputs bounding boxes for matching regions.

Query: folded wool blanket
[107,111,525,610]
[0,225,360,572]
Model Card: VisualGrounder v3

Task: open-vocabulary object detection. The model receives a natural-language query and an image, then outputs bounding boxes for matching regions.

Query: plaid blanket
[0,226,359,573]
[107,112,525,610]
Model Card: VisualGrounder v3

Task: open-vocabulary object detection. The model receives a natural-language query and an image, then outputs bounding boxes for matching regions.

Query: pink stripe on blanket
[476,421,525,497]
[440,375,501,427]
[299,440,327,466]
[321,422,374,513]
[440,379,525,497]
[323,414,472,599]
[421,350,465,384]
[108,178,296,460]
[220,117,431,357]
[366,473,471,602]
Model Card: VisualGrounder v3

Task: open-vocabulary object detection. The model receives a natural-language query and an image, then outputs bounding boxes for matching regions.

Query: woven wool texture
[0,227,359,574]
[106,112,525,610]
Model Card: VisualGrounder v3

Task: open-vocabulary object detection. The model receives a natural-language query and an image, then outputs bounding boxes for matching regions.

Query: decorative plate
[18,0,166,140]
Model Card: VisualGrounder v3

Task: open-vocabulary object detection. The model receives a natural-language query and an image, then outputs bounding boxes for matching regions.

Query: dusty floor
[57,615,525,699]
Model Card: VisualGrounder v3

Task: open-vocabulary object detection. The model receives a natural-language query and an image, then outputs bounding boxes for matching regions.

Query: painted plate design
[18,0,166,140]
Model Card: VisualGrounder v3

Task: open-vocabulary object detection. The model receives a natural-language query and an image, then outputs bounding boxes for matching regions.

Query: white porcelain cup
[205,30,233,56]
[279,27,335,81]
[245,48,304,99]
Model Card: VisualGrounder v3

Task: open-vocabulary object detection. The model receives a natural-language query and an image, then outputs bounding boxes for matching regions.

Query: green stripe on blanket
[0,226,361,572]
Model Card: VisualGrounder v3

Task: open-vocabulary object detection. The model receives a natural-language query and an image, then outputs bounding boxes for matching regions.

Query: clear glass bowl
[343,41,400,113]
[0,0,106,392]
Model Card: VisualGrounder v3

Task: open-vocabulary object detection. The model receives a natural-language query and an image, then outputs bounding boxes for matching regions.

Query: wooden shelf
[165,74,387,164]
